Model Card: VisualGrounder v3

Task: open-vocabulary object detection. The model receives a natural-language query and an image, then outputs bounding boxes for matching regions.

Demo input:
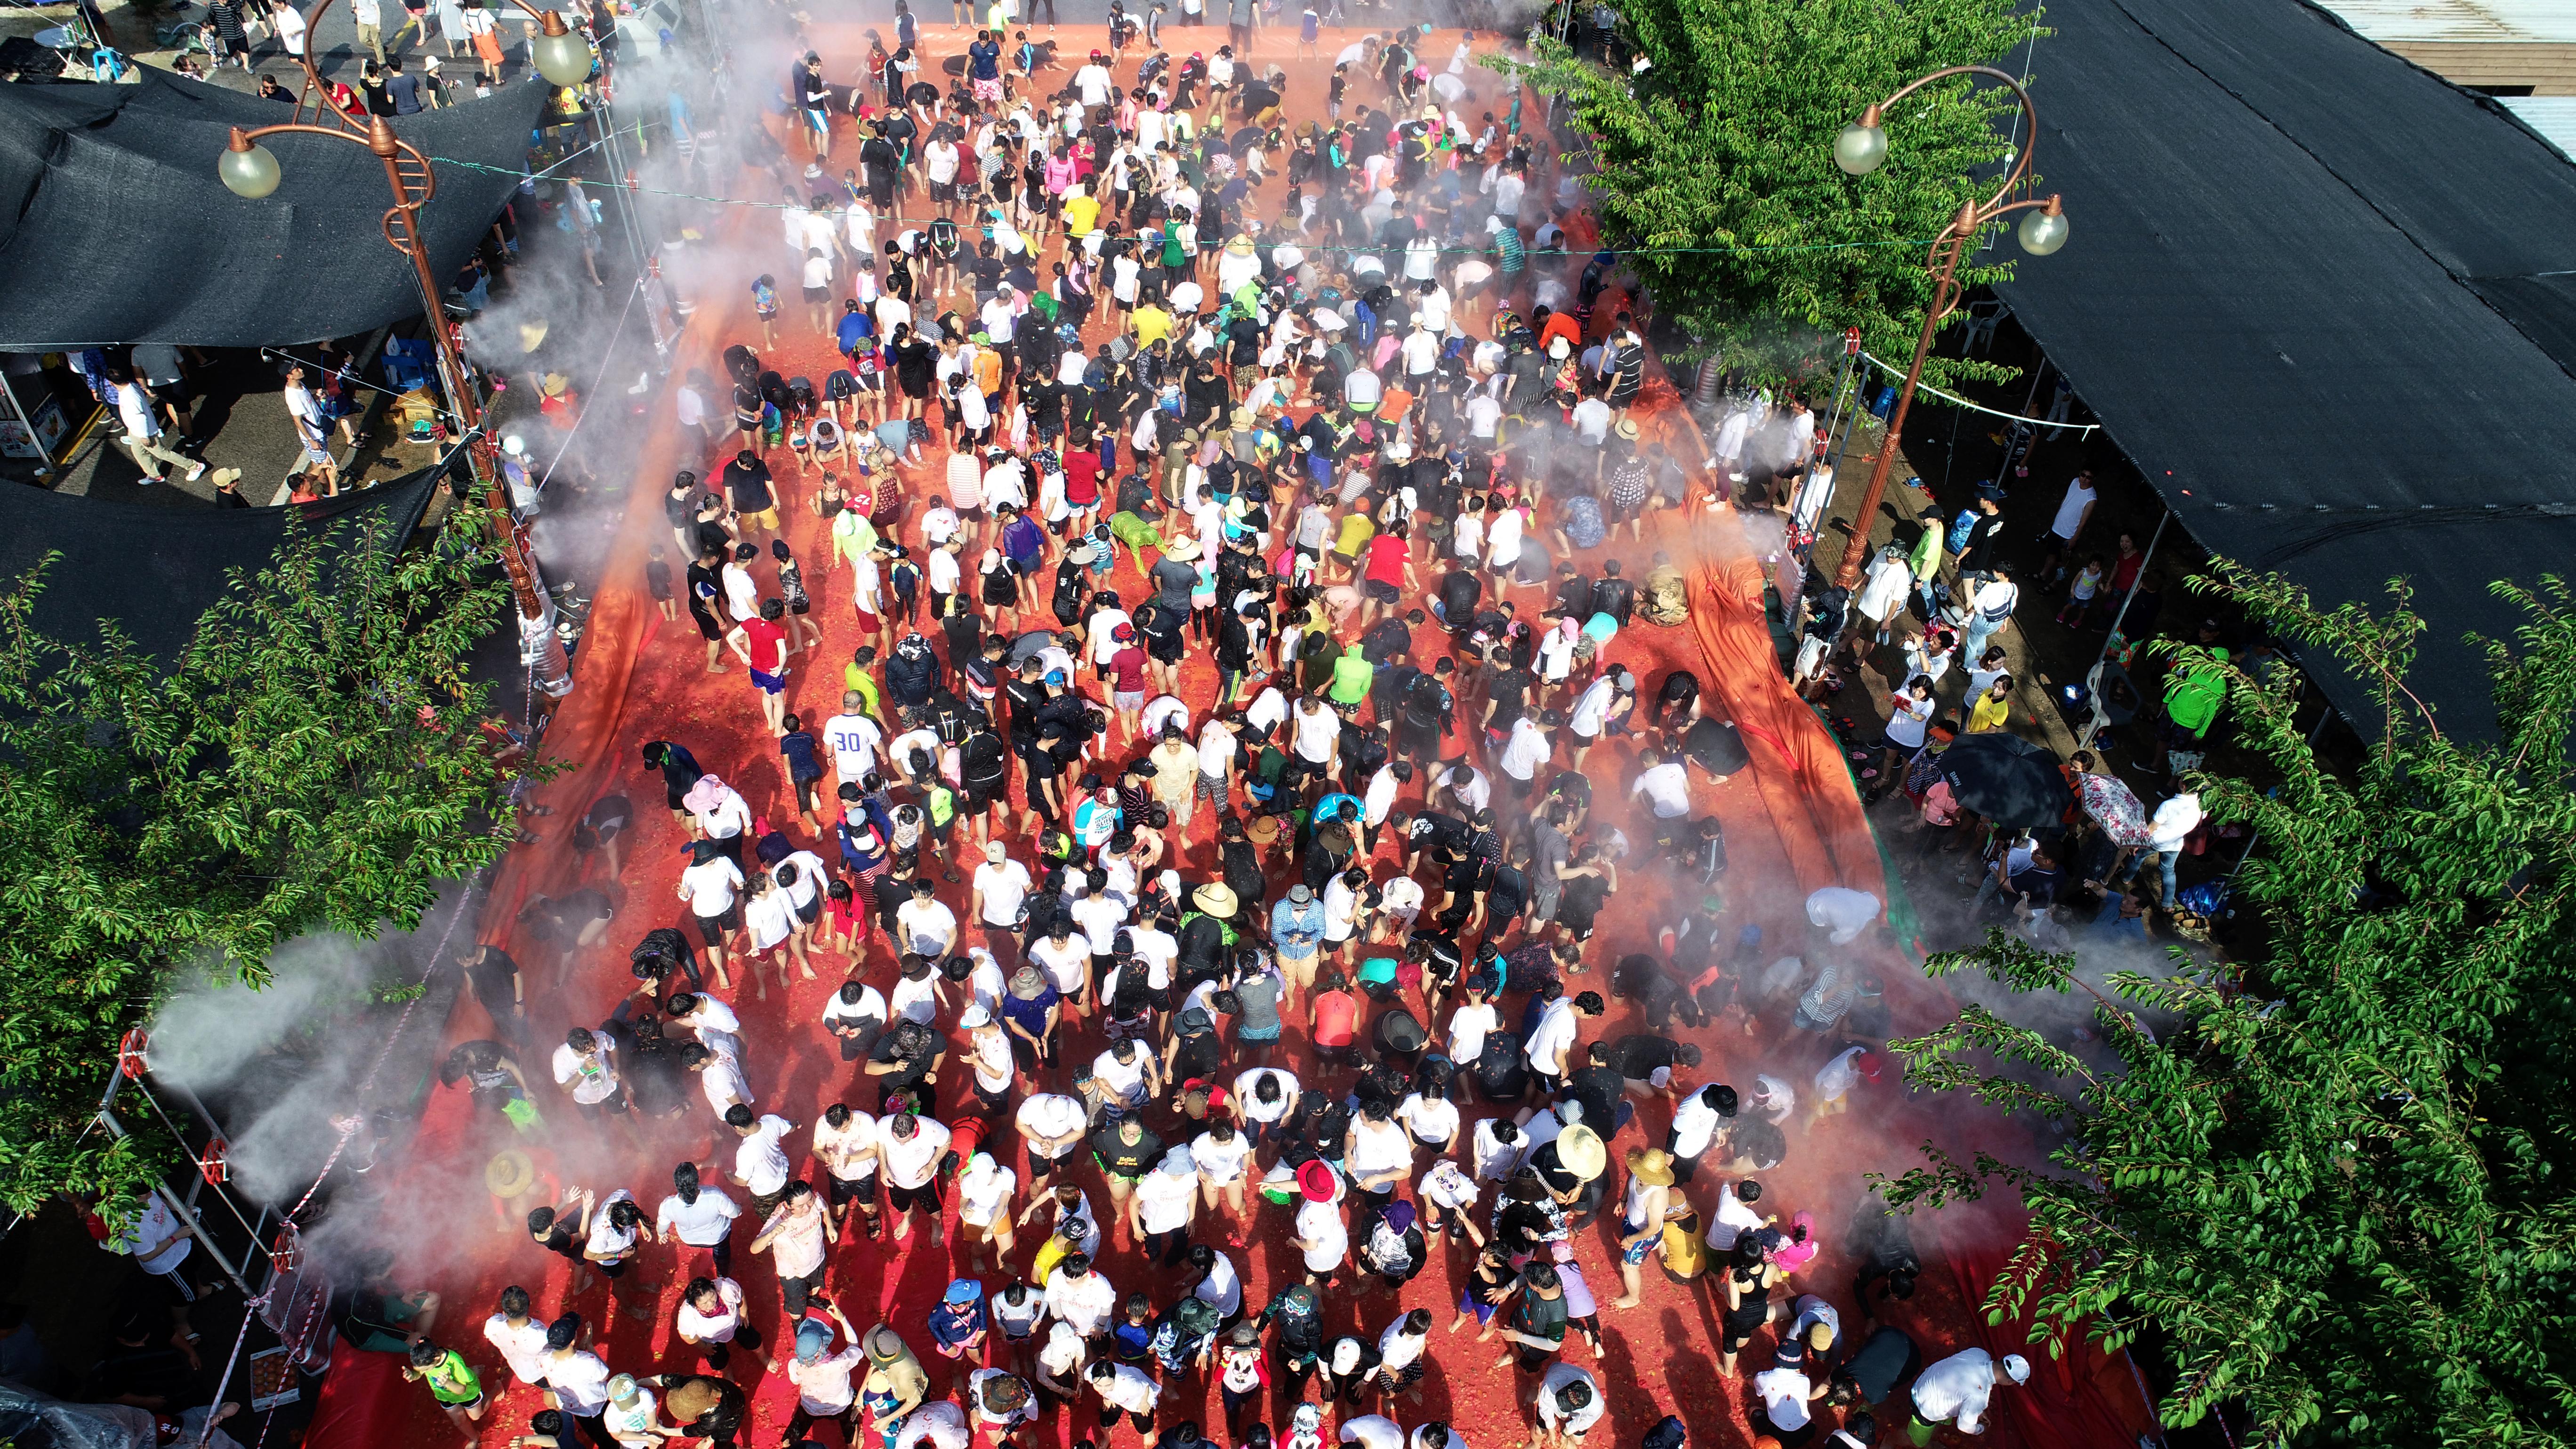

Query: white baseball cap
[2000,1353,2031,1385]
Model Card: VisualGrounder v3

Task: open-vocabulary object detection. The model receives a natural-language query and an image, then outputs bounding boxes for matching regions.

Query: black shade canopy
[0,72,545,349]
[1991,0,2576,738]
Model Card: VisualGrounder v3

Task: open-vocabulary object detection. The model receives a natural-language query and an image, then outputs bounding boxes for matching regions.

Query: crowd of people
[397,14,2037,1449]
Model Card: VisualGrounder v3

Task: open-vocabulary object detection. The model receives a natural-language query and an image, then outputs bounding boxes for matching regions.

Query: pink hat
[1296,1160,1337,1203]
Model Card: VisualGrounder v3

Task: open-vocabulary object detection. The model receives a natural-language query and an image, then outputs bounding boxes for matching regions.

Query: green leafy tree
[1490,0,2039,384]
[1883,563,2576,1443]
[0,513,531,1217]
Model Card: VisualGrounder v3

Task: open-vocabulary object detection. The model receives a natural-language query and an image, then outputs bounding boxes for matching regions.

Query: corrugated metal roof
[2501,94,2576,152]
[2318,0,2576,43]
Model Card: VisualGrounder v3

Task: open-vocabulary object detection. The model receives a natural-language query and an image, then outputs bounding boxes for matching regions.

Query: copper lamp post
[1827,64,2069,591]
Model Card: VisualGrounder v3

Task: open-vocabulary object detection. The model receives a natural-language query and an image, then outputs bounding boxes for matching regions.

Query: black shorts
[691,607,723,642]
[887,1178,945,1213]
[804,285,829,304]
[795,895,823,925]
[696,905,742,943]
[1147,635,1183,664]
[828,1173,881,1208]
[1721,1299,1769,1350]
[1365,579,1400,604]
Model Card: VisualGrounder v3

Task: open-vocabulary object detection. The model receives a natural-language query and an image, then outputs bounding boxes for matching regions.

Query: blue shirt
[1270,896,1326,952]
[967,39,1001,80]
[1313,793,1363,826]
[999,984,1060,1039]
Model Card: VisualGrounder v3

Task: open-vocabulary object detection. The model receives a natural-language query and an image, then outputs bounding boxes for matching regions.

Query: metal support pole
[96,1108,254,1297]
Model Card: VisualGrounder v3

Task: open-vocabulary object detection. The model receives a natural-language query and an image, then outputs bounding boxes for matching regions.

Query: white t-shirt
[1092,1046,1148,1104]
[1342,1416,1405,1449]
[1191,1248,1243,1317]
[1804,886,1882,944]
[1756,1368,1815,1432]
[1017,1094,1088,1157]
[1500,717,1553,781]
[1191,1129,1253,1184]
[547,1350,613,1415]
[552,1040,620,1105]
[1377,1320,1430,1372]
[1538,1364,1606,1433]
[735,1114,795,1194]
[1032,934,1095,995]
[680,856,745,916]
[1706,1182,1768,1251]
[878,1116,953,1188]
[1133,1168,1197,1234]
[792,1344,865,1414]
[974,859,1034,925]
[483,1313,551,1382]
[959,1160,1017,1226]
[657,1187,742,1247]
[897,898,959,956]
[813,1112,880,1181]
[1670,1091,1724,1159]
[1396,1093,1459,1146]
[1527,997,1581,1075]
[823,987,888,1036]
[1631,761,1692,819]
[675,1277,747,1342]
[1291,702,1342,764]
[1234,1069,1300,1122]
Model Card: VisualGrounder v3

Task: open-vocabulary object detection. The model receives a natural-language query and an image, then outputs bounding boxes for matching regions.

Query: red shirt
[1108,645,1147,692]
[740,617,788,675]
[1312,990,1357,1048]
[1063,448,1102,505]
[1363,534,1410,588]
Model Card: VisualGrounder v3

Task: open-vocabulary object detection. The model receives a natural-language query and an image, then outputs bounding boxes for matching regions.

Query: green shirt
[1356,956,1399,987]
[1328,652,1375,705]
[842,664,884,721]
[418,1348,482,1405]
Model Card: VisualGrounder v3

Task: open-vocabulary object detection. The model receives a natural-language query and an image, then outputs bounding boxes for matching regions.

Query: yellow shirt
[1130,305,1174,347]
[1967,692,2010,733]
[1062,194,1101,237]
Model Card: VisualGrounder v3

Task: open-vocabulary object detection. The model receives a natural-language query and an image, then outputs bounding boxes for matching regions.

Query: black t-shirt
[1487,667,1536,731]
[1091,1123,1164,1178]
[1360,616,1413,663]
[1603,1033,1683,1079]
[1565,1063,1624,1128]
[1438,569,1481,622]
[1405,811,1471,854]
[440,1038,515,1095]
[461,948,517,1005]
[1842,1326,1919,1406]
[723,456,774,512]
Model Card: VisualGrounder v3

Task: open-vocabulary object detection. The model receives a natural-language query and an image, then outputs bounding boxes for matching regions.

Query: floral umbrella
[2077,771,2150,848]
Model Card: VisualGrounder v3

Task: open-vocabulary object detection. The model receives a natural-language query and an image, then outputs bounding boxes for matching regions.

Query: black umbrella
[1939,732,2071,828]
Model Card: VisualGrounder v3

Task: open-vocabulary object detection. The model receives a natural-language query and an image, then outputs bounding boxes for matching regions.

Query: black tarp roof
[0,468,441,665]
[0,72,545,350]
[1991,0,2576,737]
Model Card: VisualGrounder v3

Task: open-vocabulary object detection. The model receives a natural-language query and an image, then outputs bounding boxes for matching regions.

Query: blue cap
[943,1279,982,1304]
[1736,924,1763,945]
